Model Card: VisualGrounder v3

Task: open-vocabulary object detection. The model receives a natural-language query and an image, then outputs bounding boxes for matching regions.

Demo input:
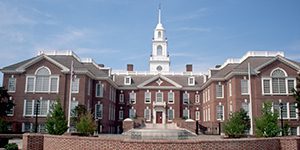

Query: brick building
[1,8,300,135]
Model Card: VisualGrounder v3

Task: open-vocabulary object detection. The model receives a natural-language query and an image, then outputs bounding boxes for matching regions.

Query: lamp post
[35,100,40,133]
[279,102,284,136]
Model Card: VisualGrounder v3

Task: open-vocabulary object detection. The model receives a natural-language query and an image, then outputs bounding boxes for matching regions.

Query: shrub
[76,111,96,136]
[45,99,68,135]
[255,102,280,137]
[0,118,8,133]
[224,109,250,138]
[4,143,18,150]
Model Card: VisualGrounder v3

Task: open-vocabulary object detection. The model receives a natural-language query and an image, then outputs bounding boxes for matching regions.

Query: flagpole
[67,61,74,132]
[248,62,254,135]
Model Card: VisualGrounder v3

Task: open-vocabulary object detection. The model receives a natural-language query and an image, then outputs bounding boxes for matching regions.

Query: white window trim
[25,75,59,93]
[8,76,16,93]
[168,91,174,104]
[156,91,163,103]
[229,82,232,97]
[144,107,151,121]
[168,108,175,121]
[216,104,224,121]
[119,110,124,120]
[50,76,59,93]
[183,92,189,104]
[71,78,80,93]
[124,76,131,85]
[144,91,151,104]
[195,111,200,121]
[119,94,124,104]
[183,107,190,119]
[241,79,249,95]
[25,76,35,93]
[130,91,136,104]
[95,82,103,98]
[195,94,200,104]
[262,77,296,95]
[188,76,195,86]
[216,83,224,99]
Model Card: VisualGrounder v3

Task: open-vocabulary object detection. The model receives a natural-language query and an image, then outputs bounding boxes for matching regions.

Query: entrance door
[156,112,162,124]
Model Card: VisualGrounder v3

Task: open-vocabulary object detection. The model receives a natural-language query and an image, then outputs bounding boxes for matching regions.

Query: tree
[255,102,280,137]
[76,111,96,136]
[0,118,7,133]
[292,74,300,116]
[45,99,68,135]
[71,105,87,125]
[224,109,250,138]
[0,87,14,117]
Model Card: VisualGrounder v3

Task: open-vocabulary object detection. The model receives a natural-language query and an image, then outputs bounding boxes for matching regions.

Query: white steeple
[149,5,170,73]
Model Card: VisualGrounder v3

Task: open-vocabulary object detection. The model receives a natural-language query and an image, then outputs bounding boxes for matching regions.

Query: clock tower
[149,6,170,73]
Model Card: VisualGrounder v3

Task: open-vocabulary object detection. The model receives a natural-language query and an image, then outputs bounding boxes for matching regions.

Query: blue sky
[1,0,300,85]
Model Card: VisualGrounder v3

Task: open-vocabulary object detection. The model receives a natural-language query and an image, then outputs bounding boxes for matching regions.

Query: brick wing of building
[1,7,300,136]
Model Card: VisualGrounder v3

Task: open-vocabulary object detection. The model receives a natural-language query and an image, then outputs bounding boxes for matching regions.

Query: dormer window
[188,77,195,86]
[124,76,131,85]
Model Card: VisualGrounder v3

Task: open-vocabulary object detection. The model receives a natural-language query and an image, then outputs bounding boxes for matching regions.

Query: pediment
[255,56,300,73]
[137,74,182,89]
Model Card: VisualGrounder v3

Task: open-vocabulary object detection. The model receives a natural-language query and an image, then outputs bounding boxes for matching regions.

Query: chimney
[186,64,193,72]
[127,64,133,71]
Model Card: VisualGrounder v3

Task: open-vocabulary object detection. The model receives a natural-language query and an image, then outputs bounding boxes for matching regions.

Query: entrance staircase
[124,123,196,140]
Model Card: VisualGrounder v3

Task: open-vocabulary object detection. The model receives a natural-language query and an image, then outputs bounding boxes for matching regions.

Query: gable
[16,55,69,73]
[24,58,64,75]
[137,75,182,89]
[258,58,299,77]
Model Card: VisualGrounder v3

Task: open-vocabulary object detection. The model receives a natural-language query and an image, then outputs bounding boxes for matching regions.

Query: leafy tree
[4,143,18,150]
[224,109,250,138]
[76,111,96,136]
[292,74,300,116]
[0,118,8,133]
[0,87,14,117]
[255,102,280,137]
[71,105,87,125]
[45,99,68,135]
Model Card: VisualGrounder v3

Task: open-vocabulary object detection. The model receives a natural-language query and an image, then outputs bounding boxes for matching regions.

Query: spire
[158,4,161,24]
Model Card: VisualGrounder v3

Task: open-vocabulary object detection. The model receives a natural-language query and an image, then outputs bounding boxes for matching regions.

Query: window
[8,76,16,92]
[119,94,124,103]
[35,68,50,92]
[168,108,174,121]
[95,103,103,119]
[195,111,200,121]
[216,83,223,98]
[183,108,189,119]
[288,79,295,94]
[262,79,271,94]
[290,103,297,119]
[39,100,49,116]
[22,122,32,132]
[88,79,91,96]
[229,82,232,97]
[129,108,136,119]
[271,69,286,94]
[119,110,124,120]
[6,97,14,116]
[26,77,34,92]
[157,45,162,56]
[156,92,163,102]
[145,91,151,103]
[216,105,224,120]
[242,102,249,116]
[144,107,151,121]
[124,76,131,85]
[158,31,161,38]
[280,102,288,119]
[188,77,195,86]
[70,100,78,117]
[24,100,33,116]
[96,82,103,97]
[130,92,136,104]
[50,77,58,92]
[183,92,189,104]
[290,127,298,135]
[25,67,59,93]
[168,91,174,103]
[241,79,249,95]
[71,78,80,93]
[195,93,200,103]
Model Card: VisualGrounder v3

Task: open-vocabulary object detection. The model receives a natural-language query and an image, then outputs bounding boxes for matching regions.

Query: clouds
[167,7,209,22]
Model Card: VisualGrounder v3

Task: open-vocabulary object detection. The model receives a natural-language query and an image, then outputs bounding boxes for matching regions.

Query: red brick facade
[23,133,300,150]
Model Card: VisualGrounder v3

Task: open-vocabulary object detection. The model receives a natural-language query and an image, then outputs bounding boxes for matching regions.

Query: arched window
[157,45,162,56]
[271,69,286,94]
[35,67,50,92]
[158,31,162,38]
